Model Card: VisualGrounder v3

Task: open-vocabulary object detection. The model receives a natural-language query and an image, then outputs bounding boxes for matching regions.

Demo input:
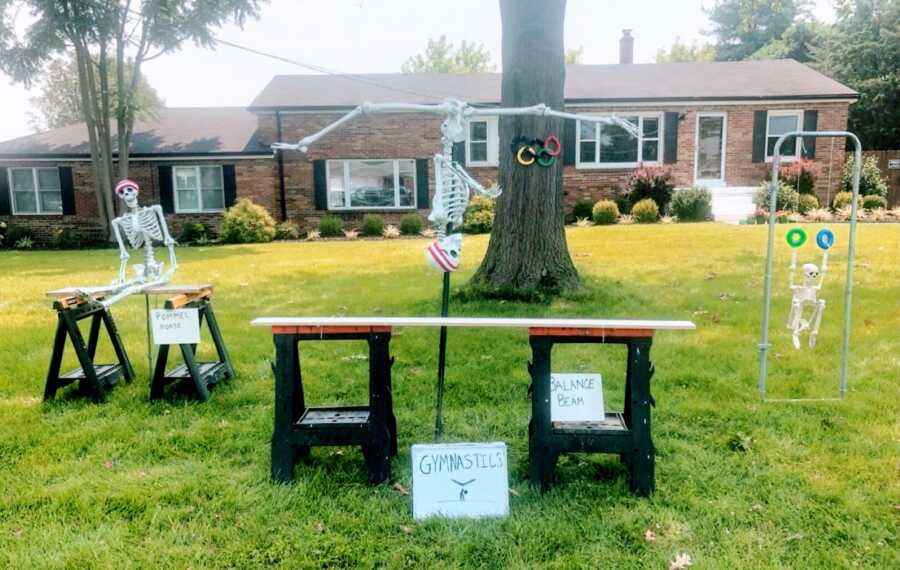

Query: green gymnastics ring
[785,227,807,248]
[536,153,556,167]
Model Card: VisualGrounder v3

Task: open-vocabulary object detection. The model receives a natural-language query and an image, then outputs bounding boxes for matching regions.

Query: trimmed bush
[842,155,888,197]
[5,224,34,246]
[632,198,659,223]
[462,196,494,234]
[771,158,819,195]
[51,228,85,249]
[622,165,675,212]
[754,180,799,212]
[178,222,209,244]
[360,214,384,237]
[275,221,301,240]
[399,214,423,236]
[862,195,888,210]
[832,191,857,210]
[570,199,595,222]
[591,200,619,225]
[798,193,819,215]
[220,198,277,244]
[318,215,343,237]
[669,187,712,221]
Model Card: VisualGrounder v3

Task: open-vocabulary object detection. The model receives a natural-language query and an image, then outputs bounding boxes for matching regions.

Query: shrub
[622,165,675,212]
[15,237,34,249]
[832,191,857,210]
[754,180,799,212]
[632,198,659,223]
[343,229,359,240]
[797,193,819,215]
[574,217,594,227]
[360,214,384,237]
[591,200,619,225]
[51,228,83,249]
[669,187,712,221]
[399,213,423,236]
[178,222,210,244]
[462,196,495,233]
[862,195,887,210]
[318,215,343,237]
[0,221,6,247]
[806,208,833,222]
[770,158,819,195]
[305,230,321,241]
[383,225,401,239]
[219,198,276,244]
[841,155,888,197]
[570,199,595,223]
[5,224,34,246]
[275,221,301,240]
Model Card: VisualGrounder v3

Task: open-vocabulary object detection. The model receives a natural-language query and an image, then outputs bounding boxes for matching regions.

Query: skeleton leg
[808,299,826,348]
[788,299,803,350]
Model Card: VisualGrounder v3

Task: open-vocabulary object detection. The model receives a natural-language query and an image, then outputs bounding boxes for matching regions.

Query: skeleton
[97,179,177,306]
[272,98,638,258]
[787,250,828,349]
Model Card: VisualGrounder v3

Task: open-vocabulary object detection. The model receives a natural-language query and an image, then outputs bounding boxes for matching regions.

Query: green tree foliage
[655,37,715,62]
[402,35,495,73]
[705,0,810,61]
[565,45,585,64]
[748,20,824,61]
[27,57,164,132]
[813,0,900,150]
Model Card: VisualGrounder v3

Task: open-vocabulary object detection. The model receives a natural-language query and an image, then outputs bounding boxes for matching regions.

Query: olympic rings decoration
[785,227,807,248]
[816,228,835,250]
[511,134,562,168]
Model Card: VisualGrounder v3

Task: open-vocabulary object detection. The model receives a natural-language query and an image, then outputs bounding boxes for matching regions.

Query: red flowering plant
[767,158,820,195]
[620,164,675,212]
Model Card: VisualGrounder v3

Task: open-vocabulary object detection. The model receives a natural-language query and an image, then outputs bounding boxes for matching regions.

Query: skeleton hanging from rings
[95,179,177,306]
[272,98,637,270]
[785,228,833,349]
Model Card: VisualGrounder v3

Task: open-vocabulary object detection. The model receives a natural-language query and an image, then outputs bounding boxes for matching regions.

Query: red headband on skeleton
[115,179,140,197]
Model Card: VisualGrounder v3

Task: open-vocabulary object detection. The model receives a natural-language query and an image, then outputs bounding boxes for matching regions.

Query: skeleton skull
[115,179,140,209]
[802,263,820,283]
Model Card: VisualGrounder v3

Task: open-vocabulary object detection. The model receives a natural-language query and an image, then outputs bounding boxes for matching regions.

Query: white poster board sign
[888,158,899,169]
[151,308,200,345]
[550,373,605,422]
[411,442,509,520]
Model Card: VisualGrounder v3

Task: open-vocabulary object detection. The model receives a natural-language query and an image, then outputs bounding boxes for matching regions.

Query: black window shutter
[451,141,465,163]
[58,166,76,215]
[752,110,767,163]
[313,160,327,210]
[0,167,10,215]
[802,110,818,159]
[663,112,679,164]
[158,165,174,213]
[415,158,430,209]
[562,119,576,166]
[222,164,237,207]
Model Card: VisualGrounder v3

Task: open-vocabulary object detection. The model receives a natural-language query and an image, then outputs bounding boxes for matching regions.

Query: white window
[326,159,417,210]
[8,167,62,215]
[576,113,662,168]
[766,110,803,160]
[173,165,225,213]
[466,116,499,166]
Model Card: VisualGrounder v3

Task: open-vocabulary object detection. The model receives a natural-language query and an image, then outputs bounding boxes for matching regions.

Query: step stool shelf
[295,406,371,429]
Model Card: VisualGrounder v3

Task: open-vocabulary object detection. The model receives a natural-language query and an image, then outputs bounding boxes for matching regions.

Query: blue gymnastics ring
[816,228,835,250]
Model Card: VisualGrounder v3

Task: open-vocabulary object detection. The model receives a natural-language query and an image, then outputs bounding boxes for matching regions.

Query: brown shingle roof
[249,60,856,109]
[0,107,270,156]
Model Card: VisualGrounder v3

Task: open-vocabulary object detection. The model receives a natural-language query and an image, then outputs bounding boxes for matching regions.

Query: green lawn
[1,223,898,569]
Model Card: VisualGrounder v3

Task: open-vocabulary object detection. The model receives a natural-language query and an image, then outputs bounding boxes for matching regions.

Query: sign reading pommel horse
[252,316,695,495]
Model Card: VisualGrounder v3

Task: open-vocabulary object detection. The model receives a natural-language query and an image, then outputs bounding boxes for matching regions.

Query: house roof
[248,60,857,110]
[0,107,271,157]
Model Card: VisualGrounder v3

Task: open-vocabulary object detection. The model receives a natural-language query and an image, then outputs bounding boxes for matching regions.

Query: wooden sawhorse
[267,324,398,485]
[528,326,656,495]
[150,286,234,402]
[44,293,134,402]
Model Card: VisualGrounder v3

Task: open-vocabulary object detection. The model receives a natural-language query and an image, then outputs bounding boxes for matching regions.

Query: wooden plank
[253,316,696,331]
[167,289,212,309]
[46,283,213,299]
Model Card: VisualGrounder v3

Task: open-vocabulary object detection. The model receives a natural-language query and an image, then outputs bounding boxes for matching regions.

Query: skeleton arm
[816,251,829,290]
[110,218,130,285]
[152,204,177,280]
[788,249,797,289]
[466,103,641,137]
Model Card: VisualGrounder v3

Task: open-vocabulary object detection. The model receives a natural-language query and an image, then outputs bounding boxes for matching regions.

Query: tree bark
[471,0,580,295]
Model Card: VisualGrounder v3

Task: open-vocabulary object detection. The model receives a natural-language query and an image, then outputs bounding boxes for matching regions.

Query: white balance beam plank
[250,316,696,331]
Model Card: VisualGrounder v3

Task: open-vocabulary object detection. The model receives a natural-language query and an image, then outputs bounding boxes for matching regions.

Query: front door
[694,113,727,187]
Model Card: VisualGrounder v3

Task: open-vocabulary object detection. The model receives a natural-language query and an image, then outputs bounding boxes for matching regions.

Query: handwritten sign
[550,373,605,422]
[888,159,899,169]
[411,442,509,520]
[151,308,200,345]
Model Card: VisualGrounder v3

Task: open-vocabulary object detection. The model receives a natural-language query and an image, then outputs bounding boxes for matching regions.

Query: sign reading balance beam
[550,373,605,422]
[411,442,509,520]
[151,308,201,345]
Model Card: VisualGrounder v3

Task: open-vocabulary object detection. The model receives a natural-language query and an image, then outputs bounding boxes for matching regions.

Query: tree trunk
[471,0,579,295]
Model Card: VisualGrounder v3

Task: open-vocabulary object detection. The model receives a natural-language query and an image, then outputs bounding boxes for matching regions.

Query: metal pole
[433,270,451,440]
[757,148,782,400]
[145,293,153,376]
[840,135,862,398]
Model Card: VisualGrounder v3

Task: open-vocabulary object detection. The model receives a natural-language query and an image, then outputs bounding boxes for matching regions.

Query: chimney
[619,29,634,64]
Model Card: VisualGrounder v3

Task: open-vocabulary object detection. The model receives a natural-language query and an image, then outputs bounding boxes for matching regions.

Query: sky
[0,0,838,142]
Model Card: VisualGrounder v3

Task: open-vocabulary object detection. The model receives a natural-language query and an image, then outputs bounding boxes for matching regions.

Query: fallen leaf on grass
[670,552,692,569]
[750,504,764,512]
[644,528,656,543]
[509,488,519,497]
[718,293,732,301]
[705,272,717,280]
[315,522,325,533]
[786,532,803,542]
[864,319,874,327]
[103,459,113,469]
[711,314,721,323]
[393,482,409,495]
[12,528,23,539]
[400,525,414,535]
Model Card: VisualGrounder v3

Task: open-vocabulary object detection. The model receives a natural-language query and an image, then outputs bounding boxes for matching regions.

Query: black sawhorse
[528,326,656,495]
[269,325,397,485]
[150,289,234,402]
[44,294,134,402]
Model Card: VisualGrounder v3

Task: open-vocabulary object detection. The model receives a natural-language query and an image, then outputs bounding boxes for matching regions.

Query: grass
[1,223,898,568]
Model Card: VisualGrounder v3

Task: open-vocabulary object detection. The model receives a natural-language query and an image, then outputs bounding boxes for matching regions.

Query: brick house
[0,58,857,243]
